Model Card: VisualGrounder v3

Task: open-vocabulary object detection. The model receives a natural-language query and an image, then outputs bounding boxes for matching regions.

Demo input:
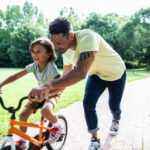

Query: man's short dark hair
[49,17,72,35]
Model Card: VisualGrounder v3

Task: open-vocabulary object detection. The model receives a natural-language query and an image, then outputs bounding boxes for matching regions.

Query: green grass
[0,68,149,137]
[127,69,150,82]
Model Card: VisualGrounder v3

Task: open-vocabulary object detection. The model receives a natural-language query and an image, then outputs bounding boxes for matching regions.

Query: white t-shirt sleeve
[62,49,76,65]
[78,30,99,53]
[25,63,34,73]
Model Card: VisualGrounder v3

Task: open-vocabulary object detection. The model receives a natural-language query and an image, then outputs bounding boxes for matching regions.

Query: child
[0,37,62,149]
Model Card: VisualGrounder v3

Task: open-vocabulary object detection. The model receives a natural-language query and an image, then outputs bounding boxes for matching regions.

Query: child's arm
[0,69,28,88]
[48,65,73,97]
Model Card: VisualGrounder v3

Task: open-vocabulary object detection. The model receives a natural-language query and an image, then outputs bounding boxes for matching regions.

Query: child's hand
[28,85,49,102]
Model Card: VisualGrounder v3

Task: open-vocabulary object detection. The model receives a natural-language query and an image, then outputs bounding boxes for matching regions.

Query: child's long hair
[29,37,57,61]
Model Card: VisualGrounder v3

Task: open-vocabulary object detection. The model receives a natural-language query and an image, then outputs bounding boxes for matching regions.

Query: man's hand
[28,85,49,102]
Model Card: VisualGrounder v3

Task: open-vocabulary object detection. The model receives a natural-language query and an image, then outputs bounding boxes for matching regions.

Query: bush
[125,62,139,69]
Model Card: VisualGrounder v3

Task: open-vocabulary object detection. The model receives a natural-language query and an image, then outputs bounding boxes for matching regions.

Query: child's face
[31,44,51,66]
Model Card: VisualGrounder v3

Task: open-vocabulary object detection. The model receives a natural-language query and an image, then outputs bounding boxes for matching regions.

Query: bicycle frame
[7,118,52,147]
[0,96,52,149]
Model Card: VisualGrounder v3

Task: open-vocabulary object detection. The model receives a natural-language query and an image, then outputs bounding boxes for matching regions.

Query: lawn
[0,68,149,137]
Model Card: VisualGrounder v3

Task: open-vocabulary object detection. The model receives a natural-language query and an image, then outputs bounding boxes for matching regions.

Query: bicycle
[0,95,68,150]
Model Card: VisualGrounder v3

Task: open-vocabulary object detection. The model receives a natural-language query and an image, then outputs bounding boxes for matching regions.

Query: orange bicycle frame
[8,118,51,147]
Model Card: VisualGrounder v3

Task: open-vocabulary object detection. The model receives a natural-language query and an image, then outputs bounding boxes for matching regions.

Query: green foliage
[59,7,82,30]
[133,7,150,25]
[0,2,149,69]
[5,5,22,31]
[8,25,43,67]
[81,13,119,48]
[115,7,150,69]
[117,21,135,60]
[0,1,48,68]
[132,7,150,68]
[0,29,12,67]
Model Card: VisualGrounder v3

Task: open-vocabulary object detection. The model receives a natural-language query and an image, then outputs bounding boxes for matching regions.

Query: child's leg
[16,102,34,148]
[42,97,64,143]
[19,101,34,132]
[41,97,58,123]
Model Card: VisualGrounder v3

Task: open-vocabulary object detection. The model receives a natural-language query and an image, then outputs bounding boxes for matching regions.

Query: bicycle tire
[0,145,22,150]
[28,114,67,150]
[48,114,68,150]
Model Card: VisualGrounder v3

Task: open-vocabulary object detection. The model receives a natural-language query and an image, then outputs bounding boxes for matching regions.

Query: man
[29,17,126,150]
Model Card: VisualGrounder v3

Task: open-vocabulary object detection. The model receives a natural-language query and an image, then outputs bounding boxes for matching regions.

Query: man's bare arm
[63,64,73,75]
[46,51,96,90]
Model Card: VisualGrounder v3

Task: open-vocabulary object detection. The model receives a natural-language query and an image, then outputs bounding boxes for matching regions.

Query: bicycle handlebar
[0,96,28,113]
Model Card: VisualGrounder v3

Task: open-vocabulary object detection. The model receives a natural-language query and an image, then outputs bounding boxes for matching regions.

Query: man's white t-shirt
[63,29,126,81]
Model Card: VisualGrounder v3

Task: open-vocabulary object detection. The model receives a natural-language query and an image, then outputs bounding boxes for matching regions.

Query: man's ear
[69,32,74,40]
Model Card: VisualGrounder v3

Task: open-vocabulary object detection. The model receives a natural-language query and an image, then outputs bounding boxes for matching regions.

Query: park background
[0,0,150,138]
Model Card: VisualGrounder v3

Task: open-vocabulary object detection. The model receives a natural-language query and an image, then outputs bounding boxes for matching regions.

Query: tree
[8,2,48,67]
[8,25,42,67]
[0,29,12,67]
[59,7,82,30]
[117,7,150,68]
[2,1,48,67]
[0,10,13,67]
[5,5,22,31]
[117,21,135,60]
[132,7,150,69]
[81,13,119,49]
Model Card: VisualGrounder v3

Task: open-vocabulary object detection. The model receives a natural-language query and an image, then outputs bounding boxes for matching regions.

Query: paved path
[59,77,150,150]
[15,77,150,150]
